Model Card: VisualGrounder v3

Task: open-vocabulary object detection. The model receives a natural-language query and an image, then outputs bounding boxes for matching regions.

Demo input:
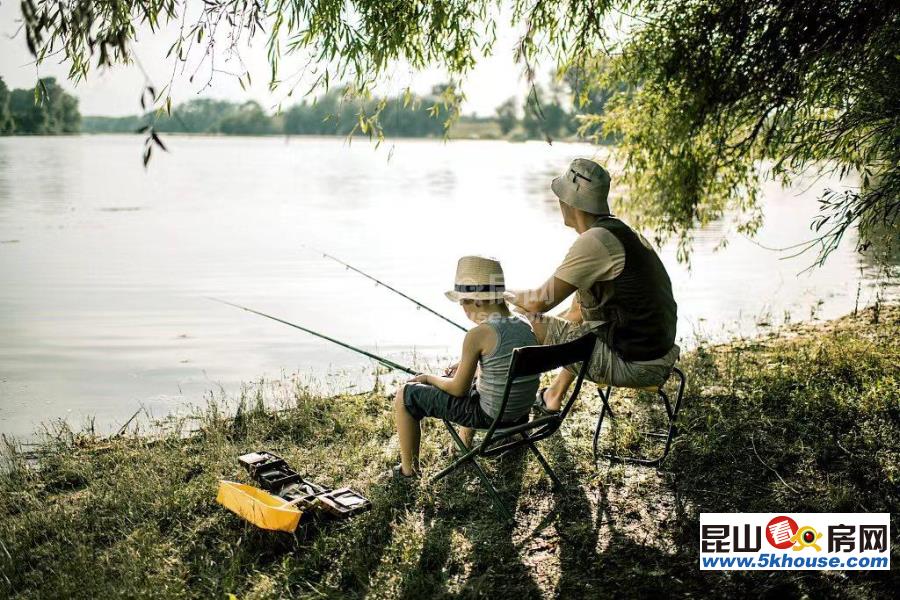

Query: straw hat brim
[445,290,516,303]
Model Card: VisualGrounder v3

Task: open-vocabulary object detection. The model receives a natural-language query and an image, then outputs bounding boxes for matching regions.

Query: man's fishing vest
[578,217,677,362]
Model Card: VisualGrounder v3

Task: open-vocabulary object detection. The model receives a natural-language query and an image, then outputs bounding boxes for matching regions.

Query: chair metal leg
[432,420,476,482]
[658,367,686,461]
[523,437,562,489]
[594,369,687,467]
[592,386,613,460]
[466,454,514,521]
[434,420,513,520]
[432,449,476,482]
[445,420,471,453]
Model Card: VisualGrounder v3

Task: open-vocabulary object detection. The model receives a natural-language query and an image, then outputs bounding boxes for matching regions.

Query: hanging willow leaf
[150,131,167,151]
[15,0,897,265]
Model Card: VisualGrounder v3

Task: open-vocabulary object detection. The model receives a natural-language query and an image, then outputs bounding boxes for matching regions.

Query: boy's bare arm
[412,325,491,397]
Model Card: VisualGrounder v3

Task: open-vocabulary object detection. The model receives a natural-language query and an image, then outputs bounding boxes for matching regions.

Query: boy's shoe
[532,388,560,416]
[381,464,419,484]
[442,440,473,458]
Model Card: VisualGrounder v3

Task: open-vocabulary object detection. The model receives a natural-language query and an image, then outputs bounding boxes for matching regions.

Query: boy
[391,256,539,479]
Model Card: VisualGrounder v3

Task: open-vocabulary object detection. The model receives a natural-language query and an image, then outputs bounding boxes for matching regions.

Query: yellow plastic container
[216,480,303,533]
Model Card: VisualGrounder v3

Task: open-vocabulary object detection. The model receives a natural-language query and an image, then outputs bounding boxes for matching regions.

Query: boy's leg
[394,384,420,476]
[401,382,487,459]
[458,426,475,449]
[445,425,475,456]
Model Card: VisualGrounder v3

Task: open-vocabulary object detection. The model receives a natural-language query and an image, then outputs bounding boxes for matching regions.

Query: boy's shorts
[403,383,528,429]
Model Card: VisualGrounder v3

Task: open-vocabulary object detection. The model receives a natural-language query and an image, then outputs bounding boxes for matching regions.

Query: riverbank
[1,305,898,598]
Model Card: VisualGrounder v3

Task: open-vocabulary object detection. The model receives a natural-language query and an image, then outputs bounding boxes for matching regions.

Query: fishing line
[302,244,468,332]
[208,297,417,375]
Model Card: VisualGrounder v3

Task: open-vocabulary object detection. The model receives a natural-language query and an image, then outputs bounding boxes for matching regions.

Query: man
[509,158,679,412]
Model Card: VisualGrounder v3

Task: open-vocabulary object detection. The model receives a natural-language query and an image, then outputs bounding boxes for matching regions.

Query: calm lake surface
[0,135,893,439]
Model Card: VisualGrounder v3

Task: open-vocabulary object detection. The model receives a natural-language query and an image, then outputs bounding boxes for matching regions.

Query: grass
[1,306,898,599]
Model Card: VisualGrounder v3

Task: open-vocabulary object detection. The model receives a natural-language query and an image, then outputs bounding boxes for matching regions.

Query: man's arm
[508,276,577,314]
[511,228,623,316]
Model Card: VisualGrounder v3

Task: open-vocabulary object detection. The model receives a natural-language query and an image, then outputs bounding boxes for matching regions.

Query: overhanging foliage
[17,0,899,262]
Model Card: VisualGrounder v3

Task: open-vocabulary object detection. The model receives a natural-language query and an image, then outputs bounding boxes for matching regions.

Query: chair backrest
[480,333,597,446]
[509,333,598,378]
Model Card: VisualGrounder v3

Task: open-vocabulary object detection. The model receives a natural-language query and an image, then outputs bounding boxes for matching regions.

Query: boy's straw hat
[445,255,514,302]
[551,158,612,216]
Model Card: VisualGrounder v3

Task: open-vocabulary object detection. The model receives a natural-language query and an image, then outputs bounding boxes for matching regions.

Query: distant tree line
[82,81,614,141]
[2,75,614,142]
[21,0,898,264]
[84,87,461,138]
[496,72,625,142]
[0,77,80,134]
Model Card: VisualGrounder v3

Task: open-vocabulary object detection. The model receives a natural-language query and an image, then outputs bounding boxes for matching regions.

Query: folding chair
[592,366,687,467]
[432,333,597,520]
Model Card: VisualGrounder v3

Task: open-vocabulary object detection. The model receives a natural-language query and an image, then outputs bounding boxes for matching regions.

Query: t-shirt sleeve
[553,228,625,289]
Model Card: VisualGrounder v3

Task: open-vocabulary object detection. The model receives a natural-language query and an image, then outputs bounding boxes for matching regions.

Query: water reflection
[859,222,900,286]
[0,135,893,440]
[0,144,11,220]
[424,168,457,193]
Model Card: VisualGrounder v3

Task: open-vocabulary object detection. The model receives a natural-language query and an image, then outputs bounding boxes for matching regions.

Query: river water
[0,135,893,439]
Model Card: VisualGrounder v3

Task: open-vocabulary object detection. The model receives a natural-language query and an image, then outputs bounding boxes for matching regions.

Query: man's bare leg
[544,368,575,411]
[521,312,572,410]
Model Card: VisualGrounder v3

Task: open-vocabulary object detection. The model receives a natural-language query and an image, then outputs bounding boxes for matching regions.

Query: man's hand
[442,362,459,377]
[408,373,428,384]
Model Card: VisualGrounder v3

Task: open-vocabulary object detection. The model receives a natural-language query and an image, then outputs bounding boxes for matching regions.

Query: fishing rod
[208,297,417,376]
[302,244,468,333]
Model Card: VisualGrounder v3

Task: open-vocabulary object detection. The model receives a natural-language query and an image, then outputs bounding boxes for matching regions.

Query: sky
[0,2,545,117]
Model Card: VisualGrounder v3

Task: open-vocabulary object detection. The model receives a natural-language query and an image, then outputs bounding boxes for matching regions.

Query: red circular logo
[765,515,799,549]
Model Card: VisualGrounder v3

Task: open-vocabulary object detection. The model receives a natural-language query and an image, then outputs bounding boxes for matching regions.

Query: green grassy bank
[1,306,898,599]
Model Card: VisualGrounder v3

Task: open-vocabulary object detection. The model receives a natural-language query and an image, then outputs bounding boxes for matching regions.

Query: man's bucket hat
[445,256,514,302]
[551,158,612,215]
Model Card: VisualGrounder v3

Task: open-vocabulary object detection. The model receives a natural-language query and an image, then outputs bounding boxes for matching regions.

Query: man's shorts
[543,316,680,388]
[403,383,528,429]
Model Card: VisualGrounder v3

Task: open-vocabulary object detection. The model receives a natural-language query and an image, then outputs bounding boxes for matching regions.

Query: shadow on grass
[546,433,701,598]
[198,481,416,596]
[331,484,412,593]
[396,445,544,599]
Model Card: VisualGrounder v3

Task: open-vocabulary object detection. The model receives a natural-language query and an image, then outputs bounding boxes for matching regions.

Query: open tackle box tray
[216,451,371,532]
[238,451,371,518]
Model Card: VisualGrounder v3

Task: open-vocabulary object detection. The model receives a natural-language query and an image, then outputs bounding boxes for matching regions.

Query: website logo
[700,513,889,570]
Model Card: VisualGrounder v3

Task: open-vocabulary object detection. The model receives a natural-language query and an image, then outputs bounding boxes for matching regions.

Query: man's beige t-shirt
[553,225,680,368]
[554,228,626,327]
